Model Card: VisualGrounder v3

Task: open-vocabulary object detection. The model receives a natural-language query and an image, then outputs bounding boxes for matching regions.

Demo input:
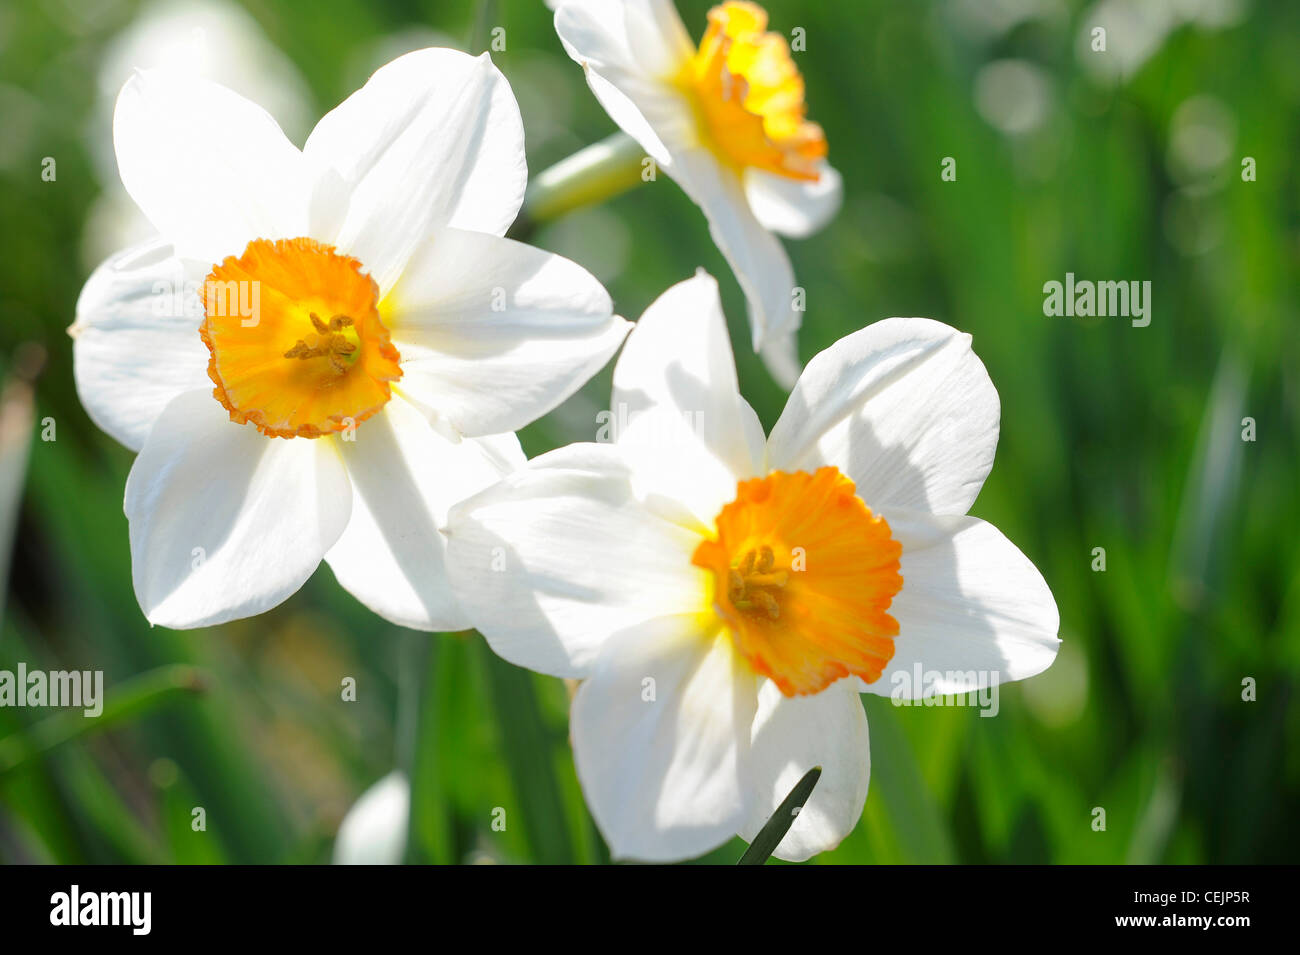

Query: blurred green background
[0,0,1297,864]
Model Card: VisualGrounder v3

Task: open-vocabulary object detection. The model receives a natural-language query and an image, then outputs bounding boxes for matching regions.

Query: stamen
[284,312,359,374]
[728,544,790,620]
[752,590,780,620]
[728,569,746,603]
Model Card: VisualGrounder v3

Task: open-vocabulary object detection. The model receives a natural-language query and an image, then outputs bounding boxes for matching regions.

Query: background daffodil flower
[553,0,843,388]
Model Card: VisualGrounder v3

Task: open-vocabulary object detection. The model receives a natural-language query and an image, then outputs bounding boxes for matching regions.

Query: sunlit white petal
[572,619,757,862]
[758,328,801,392]
[860,508,1061,698]
[304,49,526,293]
[325,397,523,632]
[768,317,1000,515]
[386,227,628,437]
[617,410,741,533]
[445,442,708,677]
[554,0,697,166]
[611,271,760,477]
[113,68,306,264]
[71,238,213,451]
[744,161,844,239]
[125,389,351,628]
[672,149,800,353]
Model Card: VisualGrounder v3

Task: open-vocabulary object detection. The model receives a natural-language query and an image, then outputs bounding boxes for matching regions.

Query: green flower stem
[512,132,648,240]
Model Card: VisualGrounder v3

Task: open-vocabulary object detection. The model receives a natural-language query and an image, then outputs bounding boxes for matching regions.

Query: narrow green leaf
[863,696,956,863]
[476,638,574,863]
[406,636,456,864]
[738,766,822,865]
[150,758,228,864]
[0,665,206,776]
[53,746,166,864]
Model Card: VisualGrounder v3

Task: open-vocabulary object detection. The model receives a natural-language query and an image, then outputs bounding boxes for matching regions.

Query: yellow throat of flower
[692,467,903,696]
[677,1,828,182]
[199,237,402,439]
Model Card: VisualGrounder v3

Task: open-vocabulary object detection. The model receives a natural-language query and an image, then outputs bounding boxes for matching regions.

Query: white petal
[325,397,522,632]
[617,408,742,534]
[737,397,769,477]
[554,0,697,166]
[557,0,694,77]
[125,390,351,629]
[468,431,530,476]
[758,328,801,391]
[860,509,1061,698]
[113,69,306,264]
[767,317,1000,515]
[385,227,628,437]
[571,619,758,862]
[332,770,410,865]
[304,49,526,293]
[673,149,801,354]
[739,681,869,862]
[611,271,761,477]
[444,442,709,678]
[71,238,213,451]
[744,161,843,239]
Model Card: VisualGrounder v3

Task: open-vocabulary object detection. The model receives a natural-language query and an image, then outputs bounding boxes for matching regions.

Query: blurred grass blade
[476,637,574,863]
[1125,757,1182,865]
[738,766,821,865]
[0,664,206,775]
[1168,346,1249,609]
[405,637,454,864]
[862,697,956,863]
[0,345,41,628]
[52,746,166,863]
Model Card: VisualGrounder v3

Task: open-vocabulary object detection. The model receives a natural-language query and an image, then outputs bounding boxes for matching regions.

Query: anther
[728,545,789,620]
[285,312,358,372]
[752,590,780,620]
[728,569,746,603]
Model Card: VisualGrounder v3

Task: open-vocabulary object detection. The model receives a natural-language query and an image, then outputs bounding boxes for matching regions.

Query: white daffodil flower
[553,0,843,387]
[71,49,631,631]
[445,271,1060,862]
